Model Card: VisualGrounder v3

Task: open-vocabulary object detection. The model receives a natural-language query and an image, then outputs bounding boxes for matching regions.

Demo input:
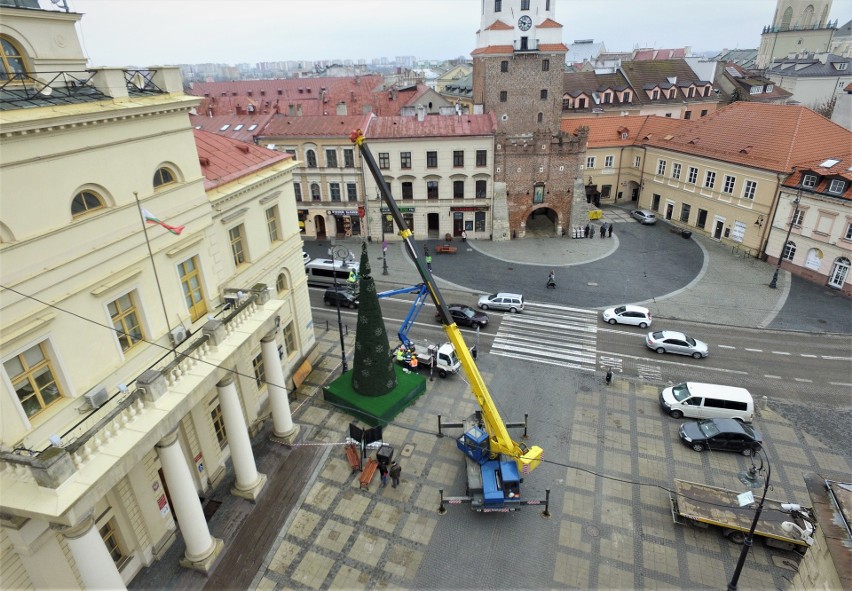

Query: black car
[435,304,489,328]
[323,286,358,308]
[678,418,762,455]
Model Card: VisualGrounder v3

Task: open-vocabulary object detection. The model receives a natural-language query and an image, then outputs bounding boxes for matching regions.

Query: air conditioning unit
[169,326,188,346]
[84,387,109,410]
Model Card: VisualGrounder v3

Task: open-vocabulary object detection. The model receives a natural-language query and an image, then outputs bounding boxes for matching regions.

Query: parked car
[477,293,524,313]
[436,304,489,328]
[631,209,657,224]
[303,251,311,265]
[602,305,652,328]
[323,286,358,308]
[678,418,763,455]
[646,330,709,358]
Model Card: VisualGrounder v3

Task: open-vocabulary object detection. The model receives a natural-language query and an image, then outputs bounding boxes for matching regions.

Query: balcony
[514,38,540,52]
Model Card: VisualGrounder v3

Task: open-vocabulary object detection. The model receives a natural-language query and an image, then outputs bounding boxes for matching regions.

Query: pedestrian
[426,252,433,271]
[389,460,401,488]
[608,223,613,238]
[378,462,389,487]
[588,224,594,239]
[584,224,590,238]
[461,229,467,242]
[599,224,605,238]
[429,352,435,381]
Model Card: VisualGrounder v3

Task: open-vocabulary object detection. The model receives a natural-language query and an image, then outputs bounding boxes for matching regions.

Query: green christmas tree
[351,242,397,396]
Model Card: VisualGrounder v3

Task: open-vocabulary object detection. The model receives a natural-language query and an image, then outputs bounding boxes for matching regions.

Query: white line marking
[800,354,817,358]
[763,375,782,379]
[794,378,813,383]
[821,356,852,361]
[744,348,763,352]
[489,350,597,371]
[611,352,749,374]
[829,382,852,387]
[717,345,736,349]
[771,351,791,355]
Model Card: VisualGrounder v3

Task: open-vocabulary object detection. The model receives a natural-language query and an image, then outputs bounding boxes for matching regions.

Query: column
[262,332,300,442]
[60,515,126,590]
[156,430,223,573]
[216,375,267,501]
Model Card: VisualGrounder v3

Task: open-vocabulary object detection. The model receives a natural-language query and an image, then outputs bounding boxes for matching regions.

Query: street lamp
[769,184,802,289]
[330,245,350,373]
[727,449,770,591]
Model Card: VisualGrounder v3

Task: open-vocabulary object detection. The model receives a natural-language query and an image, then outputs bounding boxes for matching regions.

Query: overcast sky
[68,0,845,67]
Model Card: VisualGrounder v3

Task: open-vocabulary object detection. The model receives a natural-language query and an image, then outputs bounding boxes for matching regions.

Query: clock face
[518,15,532,31]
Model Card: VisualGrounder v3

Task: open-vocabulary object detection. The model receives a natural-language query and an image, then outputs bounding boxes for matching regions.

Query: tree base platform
[323,365,427,426]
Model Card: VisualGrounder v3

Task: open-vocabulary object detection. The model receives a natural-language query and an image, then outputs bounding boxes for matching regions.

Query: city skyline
[69,0,845,68]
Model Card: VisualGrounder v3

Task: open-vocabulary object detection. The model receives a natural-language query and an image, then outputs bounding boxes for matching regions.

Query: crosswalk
[489,303,599,372]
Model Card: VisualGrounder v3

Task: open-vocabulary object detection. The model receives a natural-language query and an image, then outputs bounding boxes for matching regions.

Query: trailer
[670,479,815,553]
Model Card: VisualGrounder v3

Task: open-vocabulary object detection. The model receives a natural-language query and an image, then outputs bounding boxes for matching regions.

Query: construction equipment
[351,129,545,512]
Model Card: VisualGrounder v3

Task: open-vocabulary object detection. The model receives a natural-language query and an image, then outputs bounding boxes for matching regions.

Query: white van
[304,259,359,286]
[659,382,754,423]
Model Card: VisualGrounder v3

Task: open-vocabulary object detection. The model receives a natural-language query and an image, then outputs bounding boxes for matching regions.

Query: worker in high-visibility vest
[409,355,418,369]
[396,347,405,362]
[348,270,358,286]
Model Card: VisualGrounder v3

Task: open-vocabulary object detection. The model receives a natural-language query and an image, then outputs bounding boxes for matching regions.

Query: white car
[477,293,524,313]
[302,251,311,265]
[631,209,657,225]
[602,305,652,328]
[646,330,709,358]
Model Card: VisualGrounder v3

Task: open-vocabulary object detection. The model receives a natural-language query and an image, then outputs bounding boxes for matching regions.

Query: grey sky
[69,0,846,67]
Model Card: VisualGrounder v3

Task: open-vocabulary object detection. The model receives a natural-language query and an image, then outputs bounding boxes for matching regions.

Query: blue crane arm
[377,284,429,348]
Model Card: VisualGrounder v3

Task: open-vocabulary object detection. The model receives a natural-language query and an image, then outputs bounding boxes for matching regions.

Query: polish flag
[142,209,185,235]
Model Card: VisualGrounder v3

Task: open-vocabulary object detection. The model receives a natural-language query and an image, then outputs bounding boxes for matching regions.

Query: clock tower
[472,0,587,240]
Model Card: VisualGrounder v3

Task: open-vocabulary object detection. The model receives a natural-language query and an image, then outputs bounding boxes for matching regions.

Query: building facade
[756,0,838,69]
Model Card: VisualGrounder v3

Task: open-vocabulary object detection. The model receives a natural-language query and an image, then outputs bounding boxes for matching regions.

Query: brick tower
[472,0,587,239]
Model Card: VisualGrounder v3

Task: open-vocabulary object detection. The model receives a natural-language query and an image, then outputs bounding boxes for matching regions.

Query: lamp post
[769,185,802,289]
[727,448,770,591]
[330,245,350,373]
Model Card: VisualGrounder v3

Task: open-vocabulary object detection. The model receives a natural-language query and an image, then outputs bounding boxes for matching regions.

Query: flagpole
[134,192,178,360]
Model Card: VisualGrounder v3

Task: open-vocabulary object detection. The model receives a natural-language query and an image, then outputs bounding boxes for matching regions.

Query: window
[475,211,486,231]
[651,194,661,211]
[378,152,390,169]
[542,59,550,72]
[293,183,302,202]
[652,90,659,100]
[791,209,805,227]
[310,183,321,201]
[684,111,692,120]
[253,353,266,390]
[540,89,548,100]
[633,156,641,168]
[723,175,736,194]
[696,209,708,229]
[343,148,355,168]
[400,152,412,169]
[229,224,247,266]
[453,150,464,167]
[99,518,128,567]
[500,61,508,73]
[276,273,287,294]
[802,174,817,188]
[402,181,413,200]
[700,109,708,117]
[680,203,691,223]
[325,149,338,168]
[845,222,852,241]
[537,112,543,123]
[495,0,502,12]
[329,182,341,202]
[656,160,666,175]
[283,321,296,356]
[266,206,281,242]
[687,167,698,184]
[427,181,438,199]
[210,403,227,448]
[499,91,507,102]
[178,256,207,321]
[4,342,64,419]
[829,179,846,194]
[1,37,27,80]
[743,180,757,200]
[476,180,487,199]
[521,0,530,8]
[782,240,796,261]
[604,155,614,168]
[426,151,438,168]
[704,171,716,189]
[453,180,464,199]
[586,156,596,169]
[476,150,487,167]
[347,183,358,202]
[306,150,317,168]
[153,167,175,188]
[601,185,611,198]
[71,190,104,217]
[672,163,681,179]
[109,292,143,352]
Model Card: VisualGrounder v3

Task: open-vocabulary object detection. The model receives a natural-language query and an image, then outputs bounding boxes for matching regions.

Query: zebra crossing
[488,303,600,372]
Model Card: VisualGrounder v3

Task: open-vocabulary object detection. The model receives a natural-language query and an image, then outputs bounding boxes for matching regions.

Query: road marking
[636,364,663,381]
[599,356,623,373]
[717,345,736,349]
[611,352,749,374]
[744,348,763,352]
[489,350,597,372]
[794,378,813,383]
[821,355,852,361]
[800,354,817,358]
[771,351,791,355]
[829,381,852,387]
[763,375,782,379]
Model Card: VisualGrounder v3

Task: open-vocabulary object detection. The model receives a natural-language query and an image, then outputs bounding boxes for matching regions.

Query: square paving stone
[268,539,301,575]
[316,519,354,554]
[291,550,335,590]
[347,531,387,567]
[400,512,437,544]
[384,544,424,580]
[557,521,592,554]
[553,551,590,588]
[328,564,368,591]
[305,481,339,511]
[287,509,321,541]
[365,502,402,534]
[333,489,371,522]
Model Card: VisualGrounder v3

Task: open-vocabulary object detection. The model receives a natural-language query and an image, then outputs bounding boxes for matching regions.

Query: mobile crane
[351,129,545,511]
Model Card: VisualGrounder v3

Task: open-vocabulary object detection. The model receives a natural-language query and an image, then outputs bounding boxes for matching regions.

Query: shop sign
[327,209,358,216]
[450,206,490,212]
[381,207,415,213]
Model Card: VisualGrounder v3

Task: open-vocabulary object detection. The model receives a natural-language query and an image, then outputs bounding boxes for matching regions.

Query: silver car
[631,209,657,224]
[645,330,709,358]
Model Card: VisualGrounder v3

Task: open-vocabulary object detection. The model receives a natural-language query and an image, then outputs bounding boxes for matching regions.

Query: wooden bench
[359,458,379,489]
[344,443,361,473]
[435,244,457,254]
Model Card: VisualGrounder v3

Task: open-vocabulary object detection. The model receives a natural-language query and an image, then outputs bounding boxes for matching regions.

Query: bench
[344,443,361,473]
[435,244,457,254]
[359,458,379,489]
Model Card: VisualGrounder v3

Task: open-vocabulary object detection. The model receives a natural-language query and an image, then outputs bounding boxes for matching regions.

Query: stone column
[262,332,300,442]
[155,429,223,573]
[59,515,126,590]
[216,375,267,501]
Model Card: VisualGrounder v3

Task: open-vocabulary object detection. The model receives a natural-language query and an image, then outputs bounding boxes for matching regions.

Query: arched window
[828,257,850,288]
[537,112,543,123]
[780,6,793,30]
[276,273,288,294]
[306,150,317,168]
[0,37,26,81]
[782,240,796,261]
[310,183,321,201]
[153,167,176,188]
[802,5,814,27]
[71,190,105,217]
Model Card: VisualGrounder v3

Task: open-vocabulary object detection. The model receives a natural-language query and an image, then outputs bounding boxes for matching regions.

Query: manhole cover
[585,525,600,537]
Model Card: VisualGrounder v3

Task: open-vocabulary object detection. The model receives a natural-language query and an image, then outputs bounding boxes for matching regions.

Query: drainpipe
[614,146,624,202]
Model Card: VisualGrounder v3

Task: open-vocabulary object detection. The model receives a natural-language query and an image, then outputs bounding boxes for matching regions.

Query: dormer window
[828,179,847,194]
[765,84,774,92]
[652,89,660,100]
[0,37,27,81]
[71,190,104,217]
[153,167,176,188]
[749,86,763,95]
[836,63,848,71]
[622,91,631,102]
[802,174,817,188]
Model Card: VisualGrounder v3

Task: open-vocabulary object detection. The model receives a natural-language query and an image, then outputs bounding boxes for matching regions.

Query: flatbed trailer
[670,479,815,553]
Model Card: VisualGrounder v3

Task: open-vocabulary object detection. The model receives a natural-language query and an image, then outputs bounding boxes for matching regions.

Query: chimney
[336,101,348,116]
[236,103,244,115]
[416,104,426,122]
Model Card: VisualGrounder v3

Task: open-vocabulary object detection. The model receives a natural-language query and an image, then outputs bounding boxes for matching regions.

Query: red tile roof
[471,45,514,55]
[189,113,274,143]
[364,113,497,139]
[539,43,569,52]
[485,20,513,31]
[193,129,292,191]
[562,115,686,147]
[643,102,852,172]
[538,18,562,28]
[258,113,374,138]
[785,156,852,200]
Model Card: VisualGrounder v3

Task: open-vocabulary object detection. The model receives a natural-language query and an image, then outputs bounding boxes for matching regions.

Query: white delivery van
[304,259,359,286]
[659,382,754,423]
